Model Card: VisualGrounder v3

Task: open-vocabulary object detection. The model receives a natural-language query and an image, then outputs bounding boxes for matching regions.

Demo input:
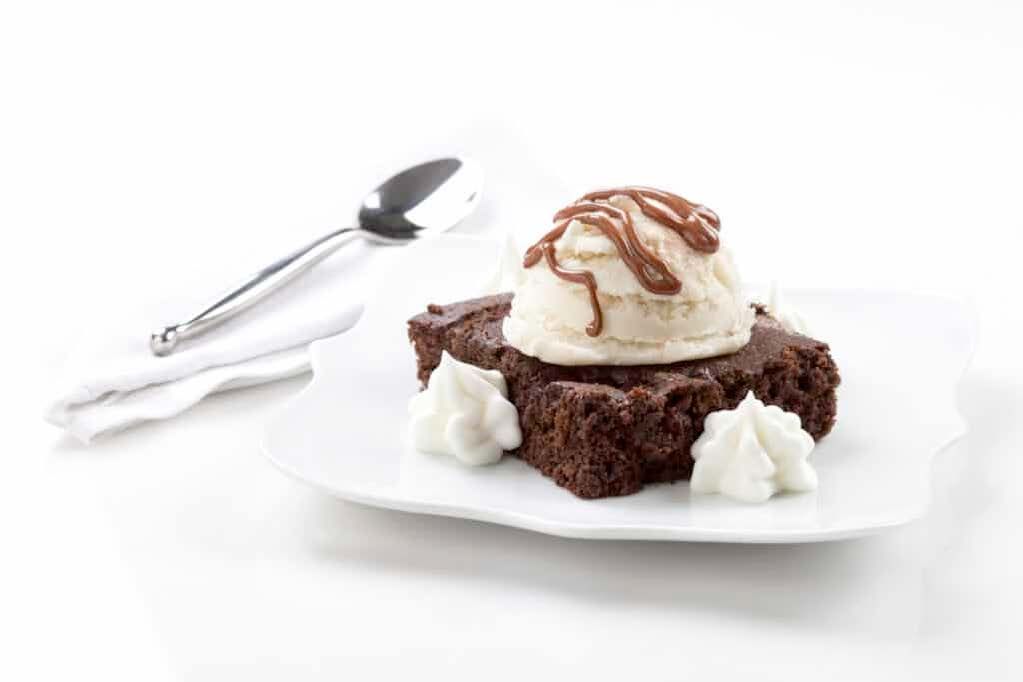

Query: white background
[3,0,1022,679]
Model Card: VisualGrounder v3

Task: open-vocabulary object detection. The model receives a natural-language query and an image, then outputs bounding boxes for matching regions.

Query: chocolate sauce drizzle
[523,187,721,337]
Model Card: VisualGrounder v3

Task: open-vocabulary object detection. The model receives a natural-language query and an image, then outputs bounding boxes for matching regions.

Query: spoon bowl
[358,157,483,240]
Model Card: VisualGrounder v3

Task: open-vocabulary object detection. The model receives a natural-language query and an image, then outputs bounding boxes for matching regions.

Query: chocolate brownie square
[408,294,839,499]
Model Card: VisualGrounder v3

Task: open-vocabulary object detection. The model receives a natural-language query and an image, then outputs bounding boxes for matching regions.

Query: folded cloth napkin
[45,240,374,443]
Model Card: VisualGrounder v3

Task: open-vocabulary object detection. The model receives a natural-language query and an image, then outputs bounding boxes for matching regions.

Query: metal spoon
[149,157,483,356]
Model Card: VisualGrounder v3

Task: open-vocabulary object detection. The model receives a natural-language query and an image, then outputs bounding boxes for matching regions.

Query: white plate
[261,235,976,543]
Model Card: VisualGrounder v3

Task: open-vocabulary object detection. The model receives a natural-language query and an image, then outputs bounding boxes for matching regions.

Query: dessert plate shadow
[261,235,976,543]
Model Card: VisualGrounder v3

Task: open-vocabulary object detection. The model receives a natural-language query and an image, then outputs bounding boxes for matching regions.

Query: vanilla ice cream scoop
[502,187,754,365]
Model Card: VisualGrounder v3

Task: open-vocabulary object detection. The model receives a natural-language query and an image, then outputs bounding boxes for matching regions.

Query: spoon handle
[149,227,364,356]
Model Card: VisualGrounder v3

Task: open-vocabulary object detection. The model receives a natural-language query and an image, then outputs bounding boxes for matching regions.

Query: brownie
[408,294,840,499]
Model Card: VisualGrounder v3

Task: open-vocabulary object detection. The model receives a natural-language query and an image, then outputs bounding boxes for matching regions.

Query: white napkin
[45,240,375,443]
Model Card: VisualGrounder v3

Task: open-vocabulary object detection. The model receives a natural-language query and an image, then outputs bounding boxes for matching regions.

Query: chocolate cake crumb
[408,294,840,499]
